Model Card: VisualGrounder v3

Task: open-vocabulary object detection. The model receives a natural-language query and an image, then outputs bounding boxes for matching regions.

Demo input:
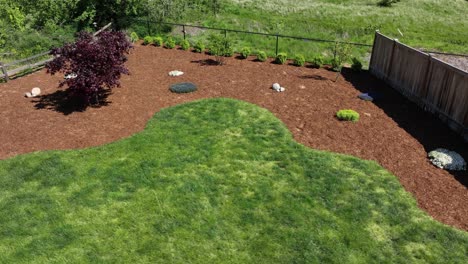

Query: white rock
[65,73,77,79]
[24,92,33,98]
[428,148,466,171]
[279,87,285,92]
[31,87,41,97]
[272,83,281,91]
[169,70,184,77]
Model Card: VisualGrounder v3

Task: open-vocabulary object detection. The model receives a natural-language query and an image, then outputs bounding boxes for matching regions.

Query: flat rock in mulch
[169,70,184,77]
[358,91,382,101]
[428,148,466,171]
[169,82,197,93]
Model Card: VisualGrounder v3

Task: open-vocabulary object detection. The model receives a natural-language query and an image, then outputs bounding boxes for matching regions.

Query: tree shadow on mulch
[190,59,221,66]
[340,67,468,186]
[32,89,112,115]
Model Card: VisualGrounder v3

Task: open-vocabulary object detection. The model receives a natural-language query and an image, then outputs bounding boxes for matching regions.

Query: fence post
[386,38,398,81]
[0,62,8,82]
[183,25,186,40]
[224,29,227,38]
[368,30,379,72]
[333,41,338,61]
[146,17,151,36]
[275,34,279,56]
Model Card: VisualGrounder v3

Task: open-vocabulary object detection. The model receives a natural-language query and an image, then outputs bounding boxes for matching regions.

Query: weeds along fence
[0,23,113,82]
[369,31,468,141]
[128,19,373,64]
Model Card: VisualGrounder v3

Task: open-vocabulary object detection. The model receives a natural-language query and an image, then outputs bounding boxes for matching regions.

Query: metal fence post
[0,62,8,82]
[183,25,186,40]
[333,41,338,61]
[224,29,227,38]
[275,34,279,56]
[146,17,151,36]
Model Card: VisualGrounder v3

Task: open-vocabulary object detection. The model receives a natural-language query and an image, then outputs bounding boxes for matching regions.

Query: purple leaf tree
[46,31,132,106]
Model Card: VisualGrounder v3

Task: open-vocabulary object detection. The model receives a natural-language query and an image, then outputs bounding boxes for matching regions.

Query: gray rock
[428,148,466,171]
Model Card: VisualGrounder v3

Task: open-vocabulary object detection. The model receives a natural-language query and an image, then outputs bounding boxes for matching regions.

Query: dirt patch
[0,45,467,231]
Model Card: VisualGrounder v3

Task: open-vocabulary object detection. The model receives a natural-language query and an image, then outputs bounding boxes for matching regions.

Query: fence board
[370,32,468,141]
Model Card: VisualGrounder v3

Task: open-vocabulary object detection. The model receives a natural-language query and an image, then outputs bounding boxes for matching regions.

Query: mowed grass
[180,0,468,62]
[0,98,467,263]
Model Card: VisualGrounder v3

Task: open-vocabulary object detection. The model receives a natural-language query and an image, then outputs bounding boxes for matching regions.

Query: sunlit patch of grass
[0,98,466,263]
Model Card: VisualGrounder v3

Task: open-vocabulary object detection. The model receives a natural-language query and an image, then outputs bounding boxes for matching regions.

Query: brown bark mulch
[1,45,467,231]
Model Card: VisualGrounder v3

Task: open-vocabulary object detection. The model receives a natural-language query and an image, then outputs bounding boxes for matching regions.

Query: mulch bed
[1,44,467,231]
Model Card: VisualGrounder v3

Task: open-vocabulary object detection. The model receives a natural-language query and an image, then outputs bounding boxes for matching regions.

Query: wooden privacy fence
[369,31,468,141]
[0,23,112,82]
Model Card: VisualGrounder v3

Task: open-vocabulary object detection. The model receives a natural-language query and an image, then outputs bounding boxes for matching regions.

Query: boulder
[272,83,281,91]
[31,87,41,97]
[428,148,466,171]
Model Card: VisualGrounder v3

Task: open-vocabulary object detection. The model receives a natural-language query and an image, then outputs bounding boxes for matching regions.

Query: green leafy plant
[351,57,363,72]
[240,47,251,59]
[194,41,205,53]
[207,34,233,64]
[143,36,153,45]
[180,39,190,50]
[336,109,360,122]
[153,36,164,47]
[130,32,139,43]
[275,52,288,64]
[293,54,305,67]
[169,82,197,93]
[311,55,324,68]
[256,51,267,62]
[165,37,176,49]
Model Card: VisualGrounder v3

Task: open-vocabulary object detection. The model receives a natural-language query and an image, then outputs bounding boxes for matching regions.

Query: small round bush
[311,55,323,68]
[256,51,267,62]
[153,36,164,47]
[275,52,288,64]
[240,47,251,59]
[293,54,305,67]
[181,39,190,50]
[165,37,176,49]
[143,36,153,45]
[130,32,139,43]
[169,82,197,93]
[336,109,360,122]
[194,41,205,53]
[351,57,363,72]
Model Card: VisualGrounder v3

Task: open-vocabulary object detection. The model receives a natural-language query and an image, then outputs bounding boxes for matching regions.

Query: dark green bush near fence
[194,41,205,53]
[240,47,251,59]
[256,51,267,62]
[181,39,190,50]
[351,57,363,72]
[165,37,176,49]
[293,54,305,66]
[275,53,288,64]
[311,55,324,68]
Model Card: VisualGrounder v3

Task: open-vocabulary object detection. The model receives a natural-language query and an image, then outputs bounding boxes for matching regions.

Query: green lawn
[0,98,466,263]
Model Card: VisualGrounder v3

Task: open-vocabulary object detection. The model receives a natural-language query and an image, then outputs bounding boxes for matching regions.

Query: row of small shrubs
[134,32,363,70]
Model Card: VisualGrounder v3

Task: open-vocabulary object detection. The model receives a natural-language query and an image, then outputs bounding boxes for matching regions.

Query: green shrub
[181,39,190,50]
[336,109,360,122]
[351,57,363,72]
[130,32,139,43]
[207,34,234,64]
[240,47,251,59]
[293,54,305,67]
[143,36,152,45]
[194,41,205,53]
[153,36,164,47]
[331,58,341,72]
[256,51,267,62]
[169,82,198,93]
[165,37,176,49]
[311,55,324,68]
[275,52,288,64]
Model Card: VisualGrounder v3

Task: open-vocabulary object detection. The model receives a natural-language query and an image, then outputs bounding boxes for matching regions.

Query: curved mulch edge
[0,44,466,231]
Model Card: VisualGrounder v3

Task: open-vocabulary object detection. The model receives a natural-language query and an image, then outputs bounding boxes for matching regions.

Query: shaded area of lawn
[0,98,466,263]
